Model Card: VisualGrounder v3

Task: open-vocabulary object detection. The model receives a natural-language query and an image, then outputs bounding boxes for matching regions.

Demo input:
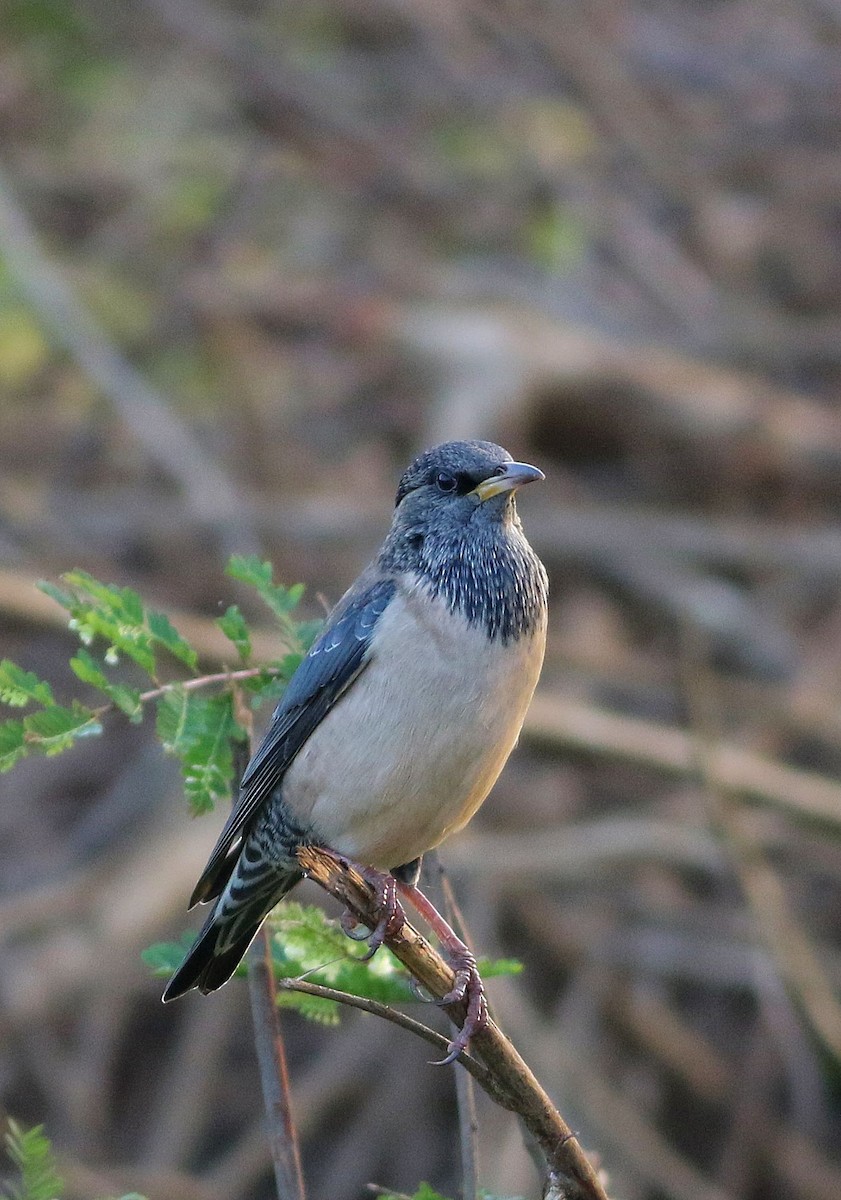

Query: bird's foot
[435,945,489,1064]
[394,878,489,1063]
[336,862,406,961]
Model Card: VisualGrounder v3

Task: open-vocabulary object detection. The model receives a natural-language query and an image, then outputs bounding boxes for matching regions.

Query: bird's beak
[470,461,545,503]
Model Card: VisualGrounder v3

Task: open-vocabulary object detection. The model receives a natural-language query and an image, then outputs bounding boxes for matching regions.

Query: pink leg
[396,879,489,1064]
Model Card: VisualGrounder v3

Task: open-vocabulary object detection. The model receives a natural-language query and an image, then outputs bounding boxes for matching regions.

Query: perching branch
[296,846,611,1200]
[275,976,495,1090]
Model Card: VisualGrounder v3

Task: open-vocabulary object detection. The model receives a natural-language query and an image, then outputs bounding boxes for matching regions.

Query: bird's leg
[395,880,489,1063]
[318,849,406,960]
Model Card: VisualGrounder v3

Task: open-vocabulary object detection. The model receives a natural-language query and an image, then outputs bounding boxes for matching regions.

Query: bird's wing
[190,575,396,906]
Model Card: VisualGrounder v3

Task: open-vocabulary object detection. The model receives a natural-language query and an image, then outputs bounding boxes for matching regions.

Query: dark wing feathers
[189,576,396,906]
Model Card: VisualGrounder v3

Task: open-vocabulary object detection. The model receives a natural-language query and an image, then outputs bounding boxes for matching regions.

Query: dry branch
[296,845,610,1200]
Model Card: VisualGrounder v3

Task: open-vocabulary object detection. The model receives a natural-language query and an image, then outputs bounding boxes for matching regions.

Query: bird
[163,439,548,1055]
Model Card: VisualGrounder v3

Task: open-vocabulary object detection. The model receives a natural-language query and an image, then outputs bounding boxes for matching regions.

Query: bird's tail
[163,861,302,1002]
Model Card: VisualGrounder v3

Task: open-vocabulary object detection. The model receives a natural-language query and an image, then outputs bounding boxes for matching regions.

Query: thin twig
[679,624,841,1065]
[274,977,494,1090]
[247,930,307,1200]
[138,666,277,705]
[454,1055,480,1200]
[297,846,611,1200]
[234,727,305,1200]
[525,692,841,828]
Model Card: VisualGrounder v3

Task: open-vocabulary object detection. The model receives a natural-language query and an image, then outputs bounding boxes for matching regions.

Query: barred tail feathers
[163,856,302,1001]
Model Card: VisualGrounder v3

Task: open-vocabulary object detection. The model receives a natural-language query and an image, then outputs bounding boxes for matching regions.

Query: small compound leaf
[0,661,54,708]
[23,704,102,756]
[156,689,242,814]
[142,932,197,976]
[3,1119,64,1200]
[70,651,143,719]
[0,720,26,772]
[216,605,252,662]
[226,556,305,629]
[148,611,199,671]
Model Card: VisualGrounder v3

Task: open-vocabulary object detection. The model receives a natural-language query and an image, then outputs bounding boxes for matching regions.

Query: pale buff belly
[280,584,546,869]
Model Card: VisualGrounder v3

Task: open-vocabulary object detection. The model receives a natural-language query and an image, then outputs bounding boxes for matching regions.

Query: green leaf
[245,672,288,710]
[378,1186,453,1200]
[216,605,252,663]
[156,689,243,814]
[225,556,305,629]
[3,1119,63,1200]
[0,720,26,772]
[63,570,144,624]
[147,611,198,671]
[276,986,341,1026]
[69,650,142,720]
[295,619,323,651]
[36,580,75,611]
[68,648,109,690]
[142,931,197,976]
[23,704,102,756]
[144,905,523,1026]
[2,1117,149,1200]
[41,573,157,674]
[478,957,523,979]
[0,661,54,708]
[268,904,421,1018]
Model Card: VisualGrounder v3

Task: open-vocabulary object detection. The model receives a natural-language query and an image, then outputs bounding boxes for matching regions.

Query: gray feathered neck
[379,498,547,644]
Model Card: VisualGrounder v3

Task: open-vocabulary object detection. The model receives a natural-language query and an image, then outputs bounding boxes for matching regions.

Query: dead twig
[679,628,841,1065]
[247,930,307,1200]
[297,845,611,1200]
[274,976,493,1091]
[525,692,841,828]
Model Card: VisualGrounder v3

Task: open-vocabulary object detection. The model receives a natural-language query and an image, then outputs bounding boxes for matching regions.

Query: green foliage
[226,556,309,643]
[376,1185,452,1200]
[156,689,245,815]
[0,662,54,708]
[0,662,101,773]
[142,931,197,976]
[227,554,303,612]
[1,1120,146,1200]
[69,650,142,721]
[0,561,316,807]
[144,903,522,1024]
[2,1121,62,1200]
[216,605,252,663]
[146,611,198,671]
[39,571,198,676]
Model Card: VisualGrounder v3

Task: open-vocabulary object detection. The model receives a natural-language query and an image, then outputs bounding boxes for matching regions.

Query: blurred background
[2,1,841,1198]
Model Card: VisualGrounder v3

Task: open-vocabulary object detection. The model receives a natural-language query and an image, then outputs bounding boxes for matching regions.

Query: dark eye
[436,471,458,493]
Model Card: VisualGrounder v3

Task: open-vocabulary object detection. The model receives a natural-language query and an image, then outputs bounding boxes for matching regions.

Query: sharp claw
[409,976,436,1003]
[430,948,488,1065]
[340,910,372,941]
[338,865,405,959]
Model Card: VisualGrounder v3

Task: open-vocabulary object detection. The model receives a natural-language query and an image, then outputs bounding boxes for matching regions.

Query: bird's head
[382,440,544,568]
[379,440,547,639]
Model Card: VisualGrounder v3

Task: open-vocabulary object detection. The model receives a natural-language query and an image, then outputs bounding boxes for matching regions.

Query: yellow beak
[469,461,545,503]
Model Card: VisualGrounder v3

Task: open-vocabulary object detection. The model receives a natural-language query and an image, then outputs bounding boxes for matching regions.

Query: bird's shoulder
[240,570,397,788]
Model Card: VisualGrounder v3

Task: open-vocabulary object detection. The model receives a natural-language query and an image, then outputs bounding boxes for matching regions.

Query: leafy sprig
[143,903,521,1024]
[0,559,316,814]
[1,1120,145,1200]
